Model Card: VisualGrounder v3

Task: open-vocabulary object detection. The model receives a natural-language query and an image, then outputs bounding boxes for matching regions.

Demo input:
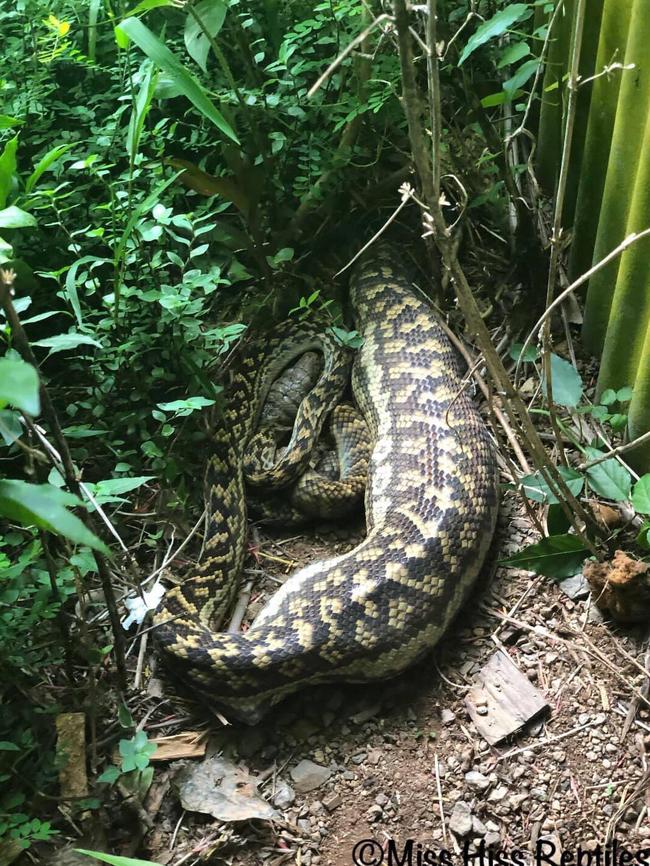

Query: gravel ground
[132,493,650,866]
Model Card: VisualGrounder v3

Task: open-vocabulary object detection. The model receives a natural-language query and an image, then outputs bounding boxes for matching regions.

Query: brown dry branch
[391,0,601,555]
[0,268,128,688]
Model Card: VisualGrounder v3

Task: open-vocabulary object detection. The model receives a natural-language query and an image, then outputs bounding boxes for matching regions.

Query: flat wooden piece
[464,650,549,745]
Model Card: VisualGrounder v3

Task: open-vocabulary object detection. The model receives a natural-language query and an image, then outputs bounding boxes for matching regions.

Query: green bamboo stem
[581,0,648,355]
[568,0,634,287]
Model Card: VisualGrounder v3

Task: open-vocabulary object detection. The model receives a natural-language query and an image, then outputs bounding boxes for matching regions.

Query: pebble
[465,770,490,792]
[472,816,487,836]
[441,709,456,725]
[272,781,296,809]
[487,785,508,803]
[485,831,501,848]
[323,794,342,812]
[351,752,367,765]
[449,801,473,837]
[291,760,332,793]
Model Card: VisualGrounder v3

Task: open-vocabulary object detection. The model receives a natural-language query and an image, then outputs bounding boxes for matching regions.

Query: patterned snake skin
[154,249,499,722]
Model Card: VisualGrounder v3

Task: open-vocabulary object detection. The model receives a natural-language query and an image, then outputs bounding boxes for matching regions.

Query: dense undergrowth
[1,1,647,862]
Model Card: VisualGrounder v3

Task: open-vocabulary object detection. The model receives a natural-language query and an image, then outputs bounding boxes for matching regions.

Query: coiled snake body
[155,250,499,722]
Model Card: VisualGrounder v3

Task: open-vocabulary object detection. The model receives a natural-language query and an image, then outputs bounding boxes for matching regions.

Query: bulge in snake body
[154,248,499,723]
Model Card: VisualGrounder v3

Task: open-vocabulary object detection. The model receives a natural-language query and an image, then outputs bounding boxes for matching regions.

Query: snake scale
[154,248,499,723]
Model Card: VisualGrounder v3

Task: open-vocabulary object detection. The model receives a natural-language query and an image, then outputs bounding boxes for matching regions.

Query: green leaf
[0,206,37,229]
[600,388,617,406]
[497,41,530,68]
[509,342,539,363]
[500,534,590,579]
[86,476,155,506]
[0,741,20,751]
[585,448,632,502]
[519,466,584,504]
[546,504,570,536]
[632,474,650,514]
[0,135,18,209]
[183,0,227,72]
[25,144,72,194]
[75,851,164,866]
[503,58,540,100]
[0,481,108,553]
[542,353,583,407]
[118,704,134,728]
[0,358,40,415]
[480,91,510,108]
[616,386,633,403]
[32,333,102,354]
[458,4,531,65]
[98,766,121,784]
[636,522,650,551]
[127,60,158,165]
[0,116,22,130]
[157,396,215,415]
[64,256,109,327]
[126,0,175,14]
[0,409,22,445]
[115,17,238,143]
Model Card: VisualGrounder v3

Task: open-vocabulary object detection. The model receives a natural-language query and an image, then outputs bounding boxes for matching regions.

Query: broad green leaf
[0,481,108,553]
[519,466,583,504]
[0,116,22,130]
[0,135,18,209]
[480,91,509,108]
[157,396,215,415]
[585,448,632,502]
[25,143,72,194]
[636,521,650,551]
[32,333,102,354]
[497,41,530,68]
[546,504,570,536]
[600,388,617,406]
[86,476,154,505]
[0,409,22,445]
[458,4,531,66]
[542,353,583,407]
[0,206,37,229]
[632,474,650,514]
[115,17,238,143]
[0,741,20,751]
[75,851,164,866]
[184,0,227,72]
[501,534,590,579]
[0,358,40,415]
[503,58,540,100]
[509,342,539,363]
[126,0,175,14]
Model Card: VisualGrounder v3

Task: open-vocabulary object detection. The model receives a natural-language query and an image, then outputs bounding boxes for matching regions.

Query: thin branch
[307,13,391,97]
[516,227,650,383]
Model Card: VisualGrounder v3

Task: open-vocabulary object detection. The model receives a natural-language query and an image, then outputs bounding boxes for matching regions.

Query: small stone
[375,793,390,807]
[272,781,296,809]
[558,574,590,600]
[342,771,356,781]
[485,831,501,848]
[531,787,548,802]
[291,760,332,794]
[323,793,342,812]
[367,749,382,766]
[579,713,591,725]
[476,706,489,716]
[367,804,383,822]
[449,801,473,837]
[465,771,490,792]
[350,703,381,725]
[487,786,508,803]
[309,800,326,816]
[441,708,456,725]
[472,816,487,836]
[351,752,367,765]
[509,793,529,810]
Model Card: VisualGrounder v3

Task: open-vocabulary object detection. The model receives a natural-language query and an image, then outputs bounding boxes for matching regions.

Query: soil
[127,494,650,866]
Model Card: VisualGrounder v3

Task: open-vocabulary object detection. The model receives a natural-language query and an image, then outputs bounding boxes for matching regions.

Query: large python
[154,248,499,722]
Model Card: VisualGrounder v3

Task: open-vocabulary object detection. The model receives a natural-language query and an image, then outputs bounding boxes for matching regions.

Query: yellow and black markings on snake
[154,247,499,723]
